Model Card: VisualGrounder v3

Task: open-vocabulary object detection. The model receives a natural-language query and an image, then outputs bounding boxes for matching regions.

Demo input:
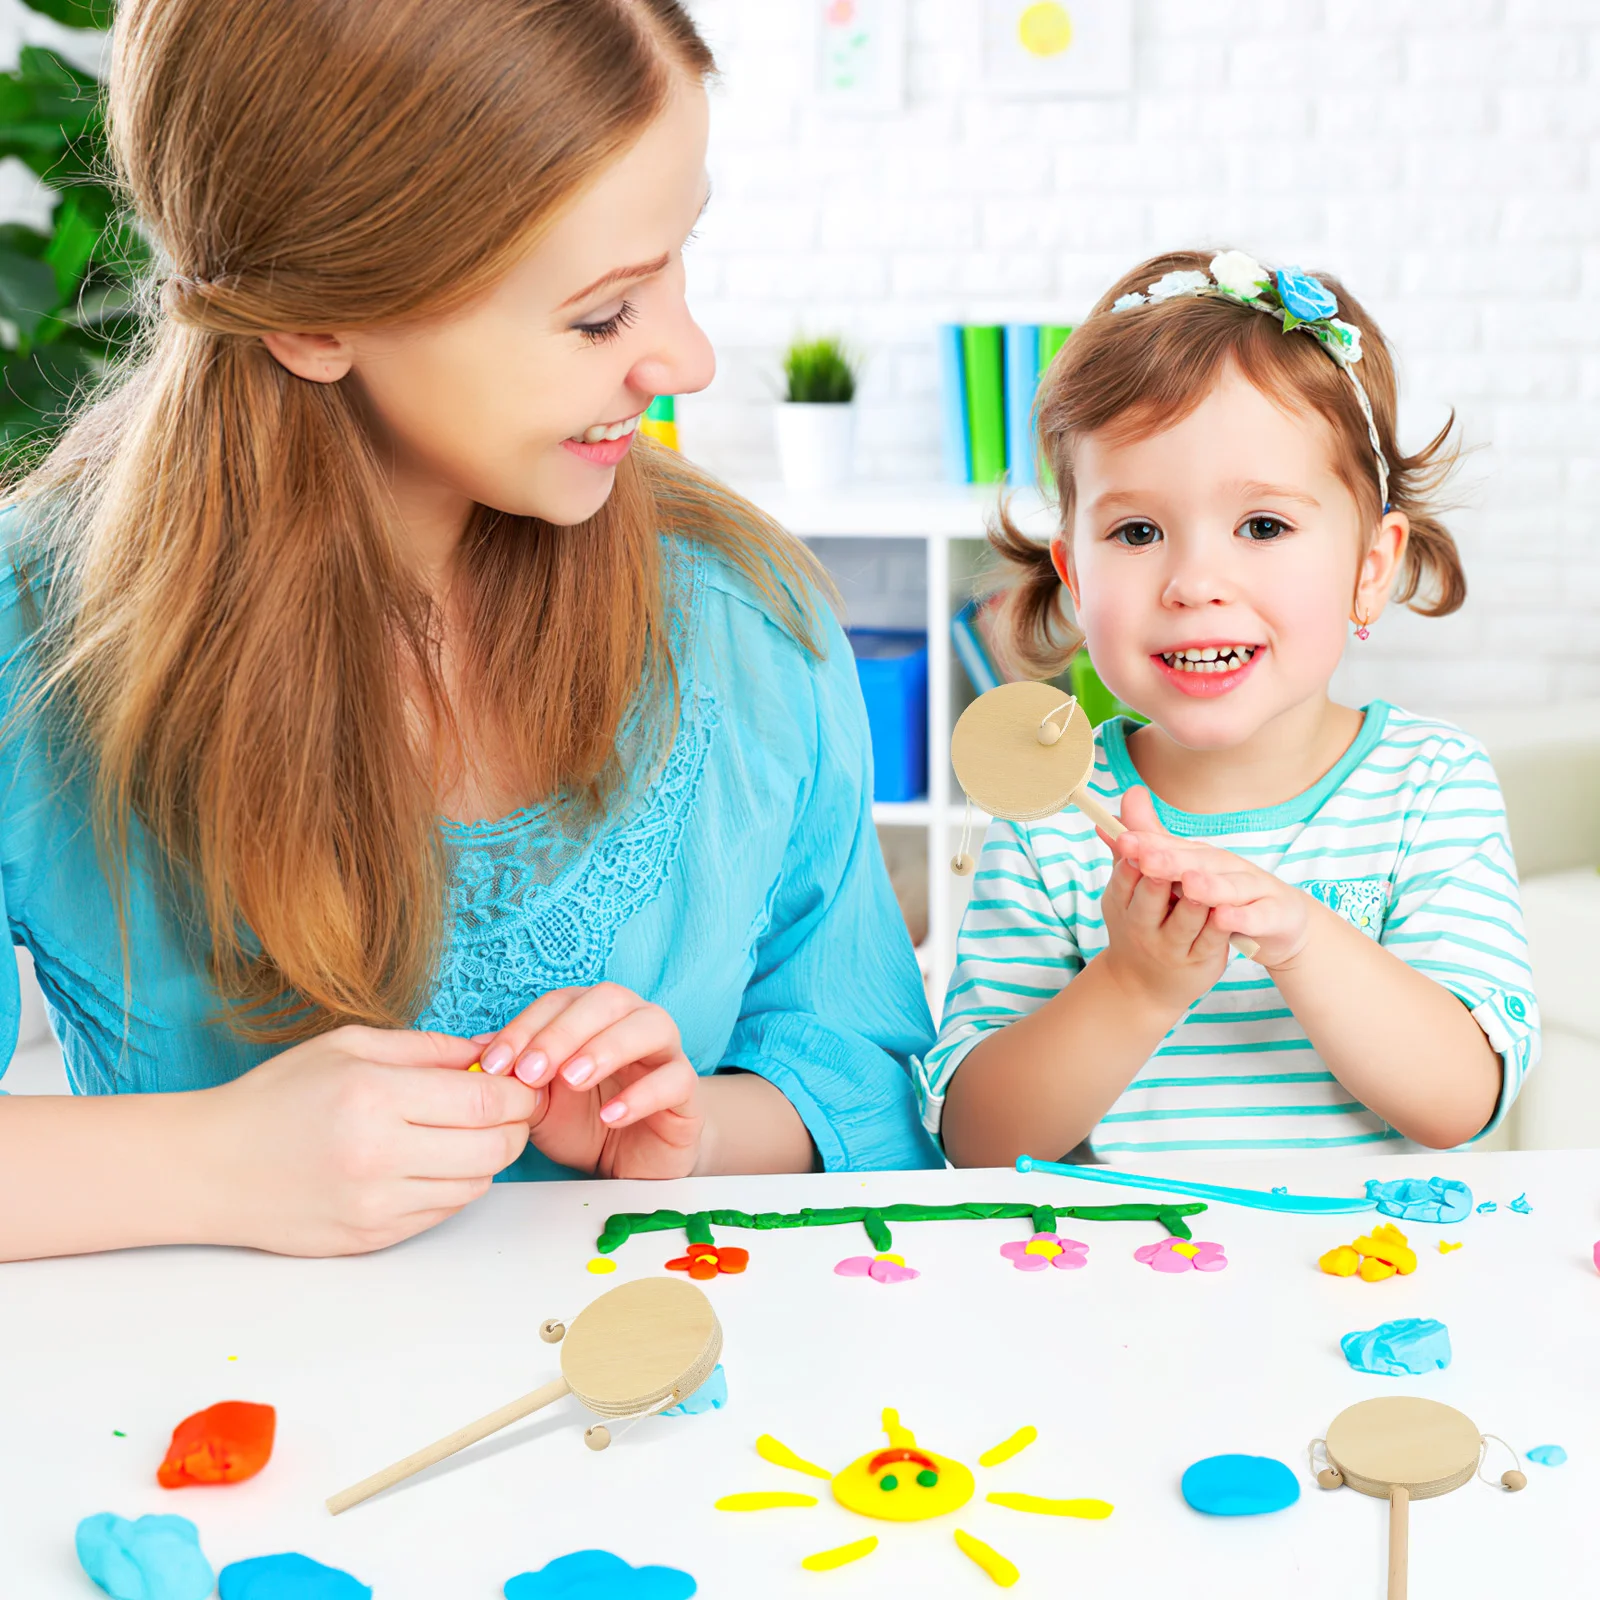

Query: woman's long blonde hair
[7,0,822,1042]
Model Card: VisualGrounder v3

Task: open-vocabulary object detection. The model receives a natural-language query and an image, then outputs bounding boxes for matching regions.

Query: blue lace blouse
[0,518,941,1176]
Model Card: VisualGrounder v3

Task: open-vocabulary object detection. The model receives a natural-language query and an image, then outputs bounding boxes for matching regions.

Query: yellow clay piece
[874,1253,905,1267]
[987,1491,1113,1519]
[466,1062,483,1071]
[1354,1222,1417,1274]
[1023,1239,1061,1258]
[1358,1256,1398,1282]
[801,1537,878,1572]
[1170,1241,1201,1259]
[954,1528,1019,1588]
[585,1257,617,1275]
[1319,1245,1360,1277]
[978,1426,1038,1469]
[757,1434,833,1480]
[716,1492,818,1511]
[1439,1240,1463,1253]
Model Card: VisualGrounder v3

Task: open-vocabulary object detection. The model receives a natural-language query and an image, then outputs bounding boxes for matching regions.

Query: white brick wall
[2,2,1595,716]
[682,0,1600,717]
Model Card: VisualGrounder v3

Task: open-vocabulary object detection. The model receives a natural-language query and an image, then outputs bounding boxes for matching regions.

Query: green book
[960,325,1006,485]
[1039,323,1074,373]
[1035,324,1075,491]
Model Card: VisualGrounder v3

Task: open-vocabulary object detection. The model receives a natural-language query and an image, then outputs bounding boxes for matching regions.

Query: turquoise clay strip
[1016,1154,1380,1215]
[594,1199,1207,1256]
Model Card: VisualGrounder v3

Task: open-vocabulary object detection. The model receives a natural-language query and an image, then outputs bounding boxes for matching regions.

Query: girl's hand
[211,1026,538,1256]
[1098,852,1230,1019]
[474,984,702,1180]
[1113,788,1312,969]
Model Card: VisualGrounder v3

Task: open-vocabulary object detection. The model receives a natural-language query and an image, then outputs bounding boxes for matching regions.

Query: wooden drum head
[951,681,1095,823]
[559,1277,722,1420]
[1325,1397,1481,1502]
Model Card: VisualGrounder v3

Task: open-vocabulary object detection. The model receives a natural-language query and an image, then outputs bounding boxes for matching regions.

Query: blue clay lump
[1181,1455,1300,1516]
[219,1552,373,1599]
[505,1550,697,1599]
[76,1513,214,1600]
[1341,1318,1452,1376]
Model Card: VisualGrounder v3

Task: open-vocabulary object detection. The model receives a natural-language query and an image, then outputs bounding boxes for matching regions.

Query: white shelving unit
[735,481,1058,1017]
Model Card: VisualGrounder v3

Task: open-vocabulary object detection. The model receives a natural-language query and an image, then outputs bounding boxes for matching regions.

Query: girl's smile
[1153,641,1263,696]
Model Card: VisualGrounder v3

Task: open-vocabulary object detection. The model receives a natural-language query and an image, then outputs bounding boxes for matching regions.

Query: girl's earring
[1353,609,1372,642]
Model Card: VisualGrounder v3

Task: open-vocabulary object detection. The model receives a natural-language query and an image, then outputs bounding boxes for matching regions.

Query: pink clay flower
[999,1232,1089,1271]
[1134,1237,1227,1273]
[835,1253,920,1284]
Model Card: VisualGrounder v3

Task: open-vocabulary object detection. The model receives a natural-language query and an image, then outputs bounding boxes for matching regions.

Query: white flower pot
[774,401,856,491]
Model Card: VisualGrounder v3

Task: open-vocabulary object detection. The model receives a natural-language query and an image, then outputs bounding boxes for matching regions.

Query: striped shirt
[918,703,1539,1160]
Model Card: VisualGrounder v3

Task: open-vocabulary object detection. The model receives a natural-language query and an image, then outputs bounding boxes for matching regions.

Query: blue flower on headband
[1275,267,1338,324]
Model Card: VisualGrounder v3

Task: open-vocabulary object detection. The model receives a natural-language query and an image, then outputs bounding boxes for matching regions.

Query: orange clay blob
[157,1401,276,1487]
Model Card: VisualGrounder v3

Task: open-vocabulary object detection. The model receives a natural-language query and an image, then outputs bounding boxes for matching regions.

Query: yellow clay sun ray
[987,1490,1113,1519]
[801,1537,878,1571]
[955,1527,1020,1587]
[756,1433,832,1480]
[715,1491,818,1511]
[978,1425,1038,1468]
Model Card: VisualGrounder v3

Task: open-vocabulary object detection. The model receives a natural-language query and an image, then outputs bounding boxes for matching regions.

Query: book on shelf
[951,594,1139,729]
[939,320,1074,487]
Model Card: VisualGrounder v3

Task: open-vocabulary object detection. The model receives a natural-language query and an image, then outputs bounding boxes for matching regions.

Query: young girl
[925,249,1538,1168]
[0,0,939,1262]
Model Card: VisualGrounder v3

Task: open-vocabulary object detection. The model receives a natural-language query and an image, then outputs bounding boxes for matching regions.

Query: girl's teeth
[576,415,641,445]
[1161,646,1257,673]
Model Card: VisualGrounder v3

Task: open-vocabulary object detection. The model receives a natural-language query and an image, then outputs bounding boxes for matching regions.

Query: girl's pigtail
[987,499,1082,680]
[1386,412,1467,618]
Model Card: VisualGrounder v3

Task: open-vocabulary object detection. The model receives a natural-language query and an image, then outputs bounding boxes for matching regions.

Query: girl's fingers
[1189,909,1232,961]
[595,1057,700,1131]
[474,988,583,1077]
[1126,873,1175,927]
[1163,893,1210,947]
[552,1005,683,1092]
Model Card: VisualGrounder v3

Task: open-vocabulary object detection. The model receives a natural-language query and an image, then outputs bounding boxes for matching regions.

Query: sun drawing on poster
[1018,2,1074,57]
[716,1408,1111,1585]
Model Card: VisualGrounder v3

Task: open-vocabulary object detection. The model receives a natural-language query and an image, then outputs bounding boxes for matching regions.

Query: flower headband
[1111,251,1389,511]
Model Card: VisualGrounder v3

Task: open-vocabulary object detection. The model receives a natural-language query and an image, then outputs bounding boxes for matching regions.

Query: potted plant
[774,334,857,491]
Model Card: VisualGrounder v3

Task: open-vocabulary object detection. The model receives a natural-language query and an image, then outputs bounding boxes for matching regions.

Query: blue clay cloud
[76,1513,214,1600]
[219,1551,372,1599]
[504,1550,696,1600]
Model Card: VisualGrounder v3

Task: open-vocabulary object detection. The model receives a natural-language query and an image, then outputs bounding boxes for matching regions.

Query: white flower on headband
[1209,250,1270,302]
[1147,269,1210,302]
[1112,291,1148,311]
[1321,317,1364,365]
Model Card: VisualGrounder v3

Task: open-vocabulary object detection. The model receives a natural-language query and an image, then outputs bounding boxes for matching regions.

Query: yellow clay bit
[978,1426,1038,1469]
[987,1492,1113,1519]
[716,1492,819,1512]
[801,1537,878,1572]
[1354,1222,1417,1275]
[954,1528,1019,1588]
[585,1257,617,1275]
[1319,1244,1360,1277]
[1358,1256,1397,1282]
[1438,1240,1463,1254]
[756,1434,833,1480]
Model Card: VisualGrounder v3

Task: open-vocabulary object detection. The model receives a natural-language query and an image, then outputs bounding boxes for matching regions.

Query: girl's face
[1058,364,1403,752]
[271,75,716,534]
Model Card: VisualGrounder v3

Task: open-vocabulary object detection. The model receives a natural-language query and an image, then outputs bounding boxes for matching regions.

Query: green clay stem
[594,1199,1206,1255]
[862,1209,893,1252]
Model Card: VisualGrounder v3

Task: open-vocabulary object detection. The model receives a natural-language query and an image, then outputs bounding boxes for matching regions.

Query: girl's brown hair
[7,0,823,1042]
[993,247,1464,677]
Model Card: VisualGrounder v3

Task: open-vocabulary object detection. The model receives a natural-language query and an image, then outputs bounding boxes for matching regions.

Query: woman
[0,0,938,1262]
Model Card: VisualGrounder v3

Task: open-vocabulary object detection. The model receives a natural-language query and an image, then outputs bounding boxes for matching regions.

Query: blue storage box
[848,629,928,803]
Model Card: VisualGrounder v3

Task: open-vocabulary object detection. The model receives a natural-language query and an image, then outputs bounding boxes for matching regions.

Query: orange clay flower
[665,1243,749,1280]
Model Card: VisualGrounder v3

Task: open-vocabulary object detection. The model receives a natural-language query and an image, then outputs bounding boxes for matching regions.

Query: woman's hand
[1112,787,1311,970]
[474,984,703,1179]
[208,1026,538,1256]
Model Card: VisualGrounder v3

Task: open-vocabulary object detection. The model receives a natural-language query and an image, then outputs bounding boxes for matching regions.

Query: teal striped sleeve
[1380,737,1539,1140]
[914,818,1081,1142]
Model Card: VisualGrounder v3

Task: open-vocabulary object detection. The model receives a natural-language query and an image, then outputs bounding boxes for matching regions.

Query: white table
[2,1150,1594,1598]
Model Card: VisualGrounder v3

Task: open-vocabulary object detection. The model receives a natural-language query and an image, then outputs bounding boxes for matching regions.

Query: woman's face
[293,75,716,533]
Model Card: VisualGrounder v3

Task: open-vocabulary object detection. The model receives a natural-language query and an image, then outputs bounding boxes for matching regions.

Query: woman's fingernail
[599,1100,625,1124]
[563,1055,595,1088]
[481,1042,513,1075]
[514,1050,547,1086]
